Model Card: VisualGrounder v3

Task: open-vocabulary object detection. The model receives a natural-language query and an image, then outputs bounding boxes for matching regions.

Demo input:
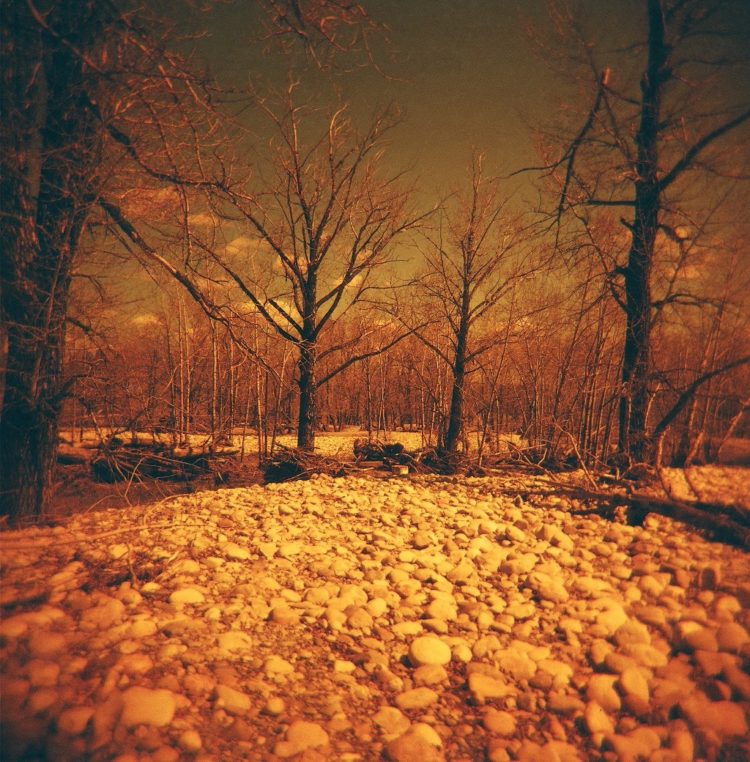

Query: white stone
[468,673,512,704]
[409,636,451,667]
[217,630,252,654]
[57,706,95,735]
[395,687,439,710]
[169,588,205,605]
[215,684,251,715]
[120,687,176,728]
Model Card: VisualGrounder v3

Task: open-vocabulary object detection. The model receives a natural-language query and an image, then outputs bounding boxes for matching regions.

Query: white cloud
[130,312,161,328]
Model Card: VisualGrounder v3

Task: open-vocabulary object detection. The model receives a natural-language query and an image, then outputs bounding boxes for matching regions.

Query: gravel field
[1,471,749,761]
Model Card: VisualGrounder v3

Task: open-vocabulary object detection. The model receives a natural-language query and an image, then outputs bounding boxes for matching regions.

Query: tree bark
[444,303,470,458]
[297,339,317,451]
[1,0,103,522]
[617,0,667,464]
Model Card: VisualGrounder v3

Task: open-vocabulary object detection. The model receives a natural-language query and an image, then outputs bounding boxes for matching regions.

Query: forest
[2,0,749,518]
[3,4,750,761]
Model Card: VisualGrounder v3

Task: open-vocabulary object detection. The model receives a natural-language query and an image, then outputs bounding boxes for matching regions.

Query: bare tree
[410,156,534,463]
[535,0,750,464]
[204,87,421,450]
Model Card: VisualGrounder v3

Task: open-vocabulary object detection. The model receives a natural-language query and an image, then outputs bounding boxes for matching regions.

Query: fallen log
[555,483,750,549]
[627,492,750,548]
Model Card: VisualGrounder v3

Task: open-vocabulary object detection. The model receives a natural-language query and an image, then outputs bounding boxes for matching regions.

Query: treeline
[61,263,749,469]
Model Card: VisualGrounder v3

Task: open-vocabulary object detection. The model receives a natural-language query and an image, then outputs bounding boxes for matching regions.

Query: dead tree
[208,88,423,450]
[409,156,534,464]
[531,0,750,464]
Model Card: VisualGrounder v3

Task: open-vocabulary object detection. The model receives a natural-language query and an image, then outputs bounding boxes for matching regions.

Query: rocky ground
[1,471,749,761]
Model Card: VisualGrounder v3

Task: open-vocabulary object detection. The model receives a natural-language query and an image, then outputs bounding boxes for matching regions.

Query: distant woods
[2,0,749,522]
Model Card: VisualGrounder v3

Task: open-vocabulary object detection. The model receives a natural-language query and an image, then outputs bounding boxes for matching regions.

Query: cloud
[130,312,161,328]
[225,236,255,258]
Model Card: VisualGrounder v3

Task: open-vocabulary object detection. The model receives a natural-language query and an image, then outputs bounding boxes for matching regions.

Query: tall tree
[540,0,750,463]
[1,0,108,522]
[411,156,532,462]
[206,88,420,450]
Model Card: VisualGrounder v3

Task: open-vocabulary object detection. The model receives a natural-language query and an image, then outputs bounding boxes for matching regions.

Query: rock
[586,675,621,712]
[217,631,252,655]
[107,543,129,560]
[595,601,628,636]
[264,697,285,715]
[413,531,432,549]
[80,596,125,629]
[620,643,668,668]
[716,622,749,653]
[129,618,158,638]
[169,588,205,605]
[346,607,373,630]
[92,691,124,749]
[413,664,448,685]
[172,559,201,575]
[27,660,60,688]
[679,695,748,737]
[606,727,661,759]
[215,684,251,715]
[669,724,694,761]
[547,693,584,715]
[614,619,651,647]
[426,599,457,621]
[410,723,442,747]
[57,706,95,735]
[178,730,203,752]
[409,636,451,667]
[618,667,650,704]
[386,731,444,761]
[285,720,329,752]
[278,542,303,558]
[483,709,516,735]
[584,701,614,735]
[222,541,250,560]
[28,631,66,657]
[120,687,176,728]
[265,655,294,676]
[495,647,537,680]
[395,687,439,711]
[724,664,750,700]
[270,606,301,625]
[683,626,718,652]
[374,706,411,738]
[468,673,512,704]
[527,571,569,603]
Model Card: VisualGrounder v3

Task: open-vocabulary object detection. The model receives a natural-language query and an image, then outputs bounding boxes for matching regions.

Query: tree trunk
[1,0,103,522]
[444,294,470,458]
[297,339,317,451]
[617,0,667,464]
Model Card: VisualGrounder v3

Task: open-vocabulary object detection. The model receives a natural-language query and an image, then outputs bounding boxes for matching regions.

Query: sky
[193,0,569,195]
[100,0,750,327]
[189,0,749,199]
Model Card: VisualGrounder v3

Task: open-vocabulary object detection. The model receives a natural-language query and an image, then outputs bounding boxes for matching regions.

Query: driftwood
[629,492,750,548]
[88,442,237,483]
[353,439,405,461]
[553,482,750,549]
[262,447,358,483]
